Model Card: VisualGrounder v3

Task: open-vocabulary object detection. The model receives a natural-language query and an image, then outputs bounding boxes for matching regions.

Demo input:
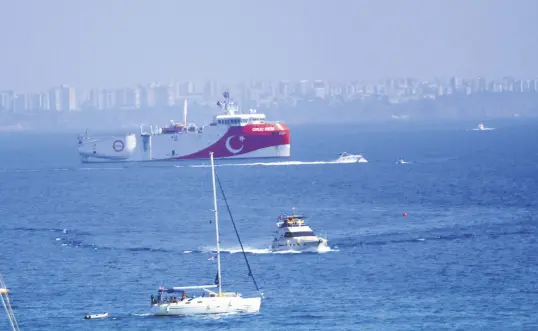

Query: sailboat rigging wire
[215,173,262,296]
[0,272,20,331]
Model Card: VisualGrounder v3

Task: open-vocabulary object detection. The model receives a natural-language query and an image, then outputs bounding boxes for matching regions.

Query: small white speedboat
[336,152,368,163]
[471,123,494,131]
[396,159,410,164]
[84,312,109,320]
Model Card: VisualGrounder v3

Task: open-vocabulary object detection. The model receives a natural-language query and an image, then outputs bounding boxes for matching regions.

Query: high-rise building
[477,77,487,92]
[28,93,43,111]
[49,85,76,111]
[174,81,195,98]
[313,80,326,99]
[126,88,141,109]
[204,80,218,100]
[102,89,116,110]
[139,84,156,108]
[49,87,62,111]
[296,80,311,96]
[154,85,173,107]
[0,91,15,112]
[13,93,29,112]
[278,80,290,99]
[88,89,104,110]
[60,85,77,111]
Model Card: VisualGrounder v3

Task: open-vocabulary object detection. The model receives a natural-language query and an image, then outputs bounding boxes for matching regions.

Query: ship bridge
[211,91,267,127]
[213,113,266,126]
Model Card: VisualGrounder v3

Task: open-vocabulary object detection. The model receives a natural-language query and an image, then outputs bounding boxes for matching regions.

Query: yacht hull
[271,239,328,252]
[335,154,368,163]
[336,158,368,163]
[151,296,261,316]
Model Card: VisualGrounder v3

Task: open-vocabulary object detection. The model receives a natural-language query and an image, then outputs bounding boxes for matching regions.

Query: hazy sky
[1,0,538,91]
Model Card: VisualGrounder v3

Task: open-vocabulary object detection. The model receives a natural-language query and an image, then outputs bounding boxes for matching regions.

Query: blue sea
[1,119,537,331]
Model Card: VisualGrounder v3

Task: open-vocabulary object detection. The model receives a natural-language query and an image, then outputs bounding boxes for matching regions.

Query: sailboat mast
[209,152,222,295]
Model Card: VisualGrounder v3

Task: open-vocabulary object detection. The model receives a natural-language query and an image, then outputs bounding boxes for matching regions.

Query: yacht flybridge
[271,210,329,252]
[149,152,262,316]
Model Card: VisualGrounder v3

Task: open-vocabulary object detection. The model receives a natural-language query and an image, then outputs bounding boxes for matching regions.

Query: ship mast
[209,152,222,296]
[183,98,188,127]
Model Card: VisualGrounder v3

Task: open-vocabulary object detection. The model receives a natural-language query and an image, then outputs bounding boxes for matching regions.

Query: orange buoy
[402,212,408,216]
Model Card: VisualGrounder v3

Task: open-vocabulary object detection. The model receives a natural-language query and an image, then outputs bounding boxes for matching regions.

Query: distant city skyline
[1,0,538,91]
[1,76,538,113]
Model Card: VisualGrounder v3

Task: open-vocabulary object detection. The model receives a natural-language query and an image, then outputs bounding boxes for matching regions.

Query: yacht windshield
[284,231,315,237]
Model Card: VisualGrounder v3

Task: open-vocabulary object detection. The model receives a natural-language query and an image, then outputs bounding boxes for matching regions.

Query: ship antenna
[223,91,230,113]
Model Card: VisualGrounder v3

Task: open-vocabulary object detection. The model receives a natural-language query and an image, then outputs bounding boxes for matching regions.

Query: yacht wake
[79,167,125,171]
[0,167,126,173]
[175,160,357,168]
[196,246,339,255]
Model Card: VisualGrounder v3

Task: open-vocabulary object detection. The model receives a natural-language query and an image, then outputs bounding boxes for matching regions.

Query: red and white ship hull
[78,122,290,163]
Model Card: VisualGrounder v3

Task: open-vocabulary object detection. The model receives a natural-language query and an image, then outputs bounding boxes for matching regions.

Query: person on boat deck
[151,294,156,305]
[181,292,188,301]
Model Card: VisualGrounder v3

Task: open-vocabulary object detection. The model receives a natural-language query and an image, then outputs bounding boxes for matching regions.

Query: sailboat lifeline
[149,152,262,316]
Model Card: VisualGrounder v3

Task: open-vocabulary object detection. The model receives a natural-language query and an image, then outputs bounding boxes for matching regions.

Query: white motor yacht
[336,152,368,163]
[271,210,328,252]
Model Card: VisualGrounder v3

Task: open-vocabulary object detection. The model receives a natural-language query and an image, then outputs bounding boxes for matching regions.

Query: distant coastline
[1,92,536,133]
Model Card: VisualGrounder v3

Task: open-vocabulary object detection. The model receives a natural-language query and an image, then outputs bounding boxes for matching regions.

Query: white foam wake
[198,246,338,254]
[175,160,360,168]
[469,128,495,131]
[79,167,125,170]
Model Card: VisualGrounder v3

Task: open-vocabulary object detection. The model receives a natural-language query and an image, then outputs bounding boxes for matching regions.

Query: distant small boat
[84,312,109,320]
[336,152,368,163]
[396,159,410,164]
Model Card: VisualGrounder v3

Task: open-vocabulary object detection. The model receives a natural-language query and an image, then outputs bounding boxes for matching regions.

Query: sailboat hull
[151,296,261,316]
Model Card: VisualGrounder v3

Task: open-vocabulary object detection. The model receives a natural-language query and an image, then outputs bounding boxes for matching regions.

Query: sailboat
[0,272,20,331]
[149,152,263,316]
